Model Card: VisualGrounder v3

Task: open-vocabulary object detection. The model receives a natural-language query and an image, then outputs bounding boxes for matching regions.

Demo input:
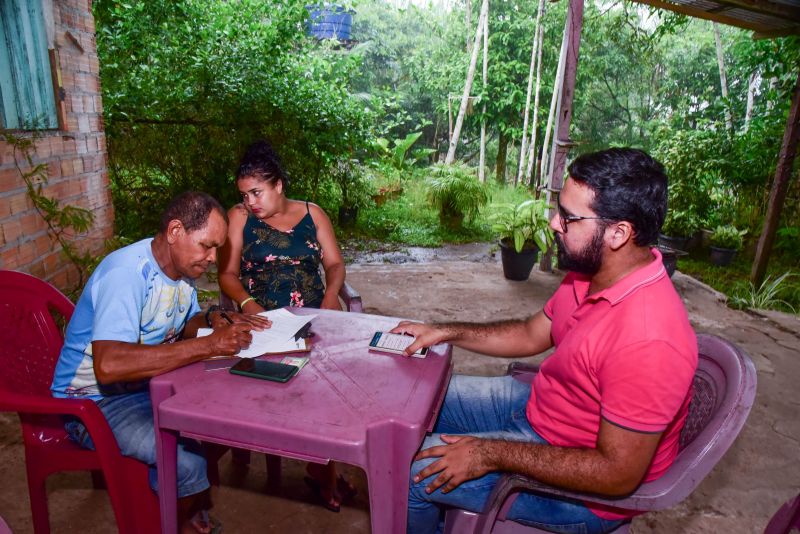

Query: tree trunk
[446,0,489,165]
[517,0,546,185]
[466,0,472,53]
[526,18,545,186]
[745,71,758,132]
[496,130,509,185]
[713,23,733,131]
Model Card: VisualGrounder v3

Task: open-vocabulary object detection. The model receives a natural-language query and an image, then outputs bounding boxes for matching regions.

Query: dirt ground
[1,244,798,533]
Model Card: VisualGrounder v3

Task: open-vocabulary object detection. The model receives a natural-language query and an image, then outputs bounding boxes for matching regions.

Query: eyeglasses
[557,201,614,233]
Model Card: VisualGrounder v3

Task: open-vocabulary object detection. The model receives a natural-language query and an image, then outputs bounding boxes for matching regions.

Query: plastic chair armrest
[339,282,362,313]
[2,391,123,455]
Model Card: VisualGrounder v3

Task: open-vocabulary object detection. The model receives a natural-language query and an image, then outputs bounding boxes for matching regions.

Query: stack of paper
[198,308,317,358]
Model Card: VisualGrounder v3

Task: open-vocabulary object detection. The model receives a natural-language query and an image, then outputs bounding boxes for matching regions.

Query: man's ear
[606,220,635,251]
[165,219,184,244]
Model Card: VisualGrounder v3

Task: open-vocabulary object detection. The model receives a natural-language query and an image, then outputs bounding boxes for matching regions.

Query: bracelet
[239,296,255,309]
[205,305,221,328]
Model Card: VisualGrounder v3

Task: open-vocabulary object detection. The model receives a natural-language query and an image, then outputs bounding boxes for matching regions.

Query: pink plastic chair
[207,281,363,487]
[764,493,800,534]
[443,333,757,534]
[0,270,160,534]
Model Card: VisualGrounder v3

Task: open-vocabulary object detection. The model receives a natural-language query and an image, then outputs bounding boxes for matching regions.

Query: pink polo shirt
[528,248,697,520]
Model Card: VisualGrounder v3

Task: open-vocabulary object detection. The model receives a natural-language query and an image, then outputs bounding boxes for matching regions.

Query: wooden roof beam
[633,0,775,33]
[752,25,800,38]
[707,0,800,23]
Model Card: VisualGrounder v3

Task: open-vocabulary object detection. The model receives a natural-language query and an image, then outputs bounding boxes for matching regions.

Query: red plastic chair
[442,333,757,534]
[0,270,160,534]
[207,281,363,488]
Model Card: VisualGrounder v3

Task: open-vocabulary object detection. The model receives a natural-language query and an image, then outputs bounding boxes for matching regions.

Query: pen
[219,311,234,325]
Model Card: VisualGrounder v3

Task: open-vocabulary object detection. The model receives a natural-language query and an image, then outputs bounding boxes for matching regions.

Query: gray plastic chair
[443,333,757,534]
[764,493,800,534]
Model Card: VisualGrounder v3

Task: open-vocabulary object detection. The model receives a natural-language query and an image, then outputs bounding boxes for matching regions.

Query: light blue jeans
[65,391,209,498]
[408,375,625,534]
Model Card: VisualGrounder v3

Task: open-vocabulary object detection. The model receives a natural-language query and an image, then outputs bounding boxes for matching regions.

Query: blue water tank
[306,4,354,40]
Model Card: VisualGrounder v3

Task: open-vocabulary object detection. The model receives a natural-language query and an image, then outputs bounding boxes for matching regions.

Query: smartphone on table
[369,331,428,358]
[229,358,299,382]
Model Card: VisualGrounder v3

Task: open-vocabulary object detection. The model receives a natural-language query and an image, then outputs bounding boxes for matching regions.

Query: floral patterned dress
[239,203,325,310]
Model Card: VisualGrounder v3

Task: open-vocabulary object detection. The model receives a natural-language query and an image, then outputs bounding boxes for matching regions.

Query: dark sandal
[304,476,341,513]
[336,474,357,502]
[191,510,223,534]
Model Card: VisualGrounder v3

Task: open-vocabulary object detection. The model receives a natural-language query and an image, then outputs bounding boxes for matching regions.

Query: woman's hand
[228,311,271,330]
[241,299,267,315]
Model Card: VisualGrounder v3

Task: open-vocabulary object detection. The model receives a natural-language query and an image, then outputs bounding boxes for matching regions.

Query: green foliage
[661,209,701,238]
[710,225,746,251]
[94,0,371,238]
[356,178,492,246]
[426,163,490,229]
[729,273,797,313]
[328,160,375,210]
[2,132,96,290]
[374,131,426,170]
[487,197,553,253]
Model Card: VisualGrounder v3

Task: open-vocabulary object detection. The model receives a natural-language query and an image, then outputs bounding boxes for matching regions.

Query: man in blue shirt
[52,191,269,534]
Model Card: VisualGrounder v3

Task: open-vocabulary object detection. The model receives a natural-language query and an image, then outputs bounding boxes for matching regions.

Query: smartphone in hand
[368,331,428,358]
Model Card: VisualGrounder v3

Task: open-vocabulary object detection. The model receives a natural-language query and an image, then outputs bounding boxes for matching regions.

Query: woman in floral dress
[218,140,353,511]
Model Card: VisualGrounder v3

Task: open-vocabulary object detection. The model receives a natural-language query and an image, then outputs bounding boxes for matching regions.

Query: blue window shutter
[0,0,58,130]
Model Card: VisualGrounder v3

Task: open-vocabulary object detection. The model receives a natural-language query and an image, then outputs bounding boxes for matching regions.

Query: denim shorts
[407,375,625,534]
[65,391,209,498]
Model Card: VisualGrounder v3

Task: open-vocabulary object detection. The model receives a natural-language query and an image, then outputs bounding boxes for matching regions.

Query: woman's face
[238,175,284,218]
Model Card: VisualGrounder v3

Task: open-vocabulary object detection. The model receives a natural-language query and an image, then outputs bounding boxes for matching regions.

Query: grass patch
[348,180,539,247]
[678,254,799,314]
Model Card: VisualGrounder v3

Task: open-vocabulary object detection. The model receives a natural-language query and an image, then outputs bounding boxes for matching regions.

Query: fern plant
[426,163,489,229]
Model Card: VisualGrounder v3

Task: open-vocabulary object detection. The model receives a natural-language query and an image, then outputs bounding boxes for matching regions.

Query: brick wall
[0,0,114,292]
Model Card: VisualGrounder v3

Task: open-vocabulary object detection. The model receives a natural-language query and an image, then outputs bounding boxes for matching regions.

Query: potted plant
[709,225,745,266]
[488,198,554,281]
[659,209,700,252]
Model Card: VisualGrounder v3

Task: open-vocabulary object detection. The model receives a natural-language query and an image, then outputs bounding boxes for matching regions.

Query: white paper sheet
[197,309,315,358]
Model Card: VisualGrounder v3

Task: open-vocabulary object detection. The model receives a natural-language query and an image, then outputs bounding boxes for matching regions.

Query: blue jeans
[408,375,625,534]
[65,391,209,498]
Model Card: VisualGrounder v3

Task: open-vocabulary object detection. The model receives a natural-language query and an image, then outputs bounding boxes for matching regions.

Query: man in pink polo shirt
[394,148,698,534]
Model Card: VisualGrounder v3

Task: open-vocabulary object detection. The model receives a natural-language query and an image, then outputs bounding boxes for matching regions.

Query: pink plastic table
[152,308,452,533]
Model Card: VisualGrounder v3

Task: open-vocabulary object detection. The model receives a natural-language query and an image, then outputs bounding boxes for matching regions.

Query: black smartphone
[229,359,299,382]
[368,331,428,358]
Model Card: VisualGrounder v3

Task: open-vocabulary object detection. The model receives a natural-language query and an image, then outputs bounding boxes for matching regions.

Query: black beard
[556,226,605,275]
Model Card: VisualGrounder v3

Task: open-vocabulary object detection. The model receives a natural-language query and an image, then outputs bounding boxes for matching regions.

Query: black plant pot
[660,249,678,278]
[338,206,358,227]
[499,240,539,281]
[709,246,737,267]
[658,234,690,252]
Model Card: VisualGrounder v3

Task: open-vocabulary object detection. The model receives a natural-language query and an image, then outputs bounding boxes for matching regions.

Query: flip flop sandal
[304,476,341,513]
[336,474,357,502]
[192,510,223,534]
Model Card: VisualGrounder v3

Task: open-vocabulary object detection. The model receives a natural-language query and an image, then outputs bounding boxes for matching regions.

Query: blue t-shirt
[51,238,201,400]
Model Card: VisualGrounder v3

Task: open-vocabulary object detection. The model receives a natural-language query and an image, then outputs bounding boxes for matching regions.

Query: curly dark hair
[158,191,227,234]
[236,139,289,188]
[567,148,668,246]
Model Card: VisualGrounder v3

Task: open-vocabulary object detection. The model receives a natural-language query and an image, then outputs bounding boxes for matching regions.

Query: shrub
[426,163,489,229]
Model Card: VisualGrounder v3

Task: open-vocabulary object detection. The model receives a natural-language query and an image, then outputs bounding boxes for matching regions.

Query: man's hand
[413,435,495,494]
[390,321,447,356]
[207,323,254,355]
